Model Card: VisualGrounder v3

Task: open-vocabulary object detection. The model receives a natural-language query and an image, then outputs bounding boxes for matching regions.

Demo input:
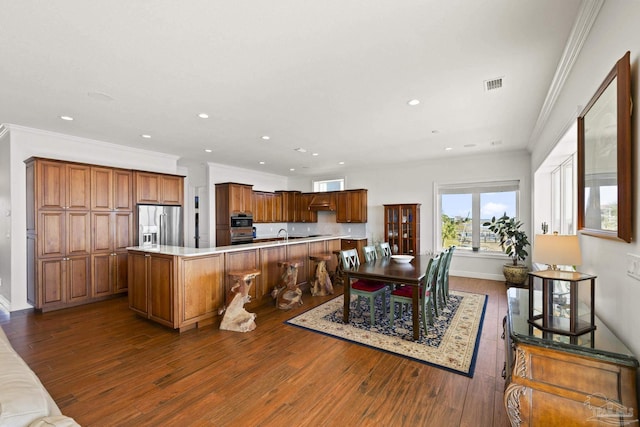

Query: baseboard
[0,295,10,312]
[450,269,504,282]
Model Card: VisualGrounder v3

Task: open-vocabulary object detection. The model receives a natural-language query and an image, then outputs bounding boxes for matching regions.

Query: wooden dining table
[342,254,431,341]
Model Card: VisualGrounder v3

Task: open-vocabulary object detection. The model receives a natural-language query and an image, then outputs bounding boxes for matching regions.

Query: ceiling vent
[484,77,503,91]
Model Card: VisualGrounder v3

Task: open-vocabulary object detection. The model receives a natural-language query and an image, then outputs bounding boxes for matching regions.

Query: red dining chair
[341,248,388,325]
[389,254,440,331]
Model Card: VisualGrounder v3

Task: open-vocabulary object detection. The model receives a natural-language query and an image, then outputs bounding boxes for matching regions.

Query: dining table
[342,254,432,341]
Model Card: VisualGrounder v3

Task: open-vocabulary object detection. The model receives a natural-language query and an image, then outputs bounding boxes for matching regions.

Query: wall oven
[230,214,254,245]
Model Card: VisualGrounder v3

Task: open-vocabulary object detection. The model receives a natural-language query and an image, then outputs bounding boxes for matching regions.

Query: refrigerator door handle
[159,212,165,245]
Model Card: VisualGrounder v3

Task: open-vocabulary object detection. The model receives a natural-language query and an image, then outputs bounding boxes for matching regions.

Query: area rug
[285,290,487,377]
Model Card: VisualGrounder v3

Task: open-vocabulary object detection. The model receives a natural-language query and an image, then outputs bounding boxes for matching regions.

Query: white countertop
[127,235,354,257]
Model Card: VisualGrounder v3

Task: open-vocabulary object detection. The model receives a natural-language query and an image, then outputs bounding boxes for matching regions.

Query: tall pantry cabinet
[26,158,134,311]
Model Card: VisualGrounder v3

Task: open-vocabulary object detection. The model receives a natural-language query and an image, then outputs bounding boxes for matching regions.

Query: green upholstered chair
[341,249,388,325]
[389,254,440,331]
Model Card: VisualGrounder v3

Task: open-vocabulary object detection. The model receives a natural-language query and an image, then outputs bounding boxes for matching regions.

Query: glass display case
[528,270,596,337]
[383,204,420,255]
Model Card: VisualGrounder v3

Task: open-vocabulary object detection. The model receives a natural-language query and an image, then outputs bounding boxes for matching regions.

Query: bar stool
[220,268,261,332]
[309,253,334,296]
[332,249,344,287]
[271,261,302,310]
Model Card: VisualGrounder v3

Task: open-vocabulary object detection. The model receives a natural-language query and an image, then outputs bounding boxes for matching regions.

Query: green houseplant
[483,213,530,286]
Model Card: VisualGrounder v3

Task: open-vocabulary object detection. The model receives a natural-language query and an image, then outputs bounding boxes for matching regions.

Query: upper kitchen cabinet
[297,193,318,223]
[91,167,133,211]
[277,191,300,222]
[215,182,253,223]
[252,191,283,223]
[134,171,184,206]
[336,189,367,223]
[32,159,91,211]
[384,204,420,255]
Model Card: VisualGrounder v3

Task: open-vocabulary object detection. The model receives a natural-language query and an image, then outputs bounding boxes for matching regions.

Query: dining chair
[377,242,392,258]
[389,254,440,331]
[442,245,455,299]
[363,245,377,262]
[340,249,388,326]
[433,248,448,316]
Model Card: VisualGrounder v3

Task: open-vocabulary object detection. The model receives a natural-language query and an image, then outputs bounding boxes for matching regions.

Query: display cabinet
[384,204,420,255]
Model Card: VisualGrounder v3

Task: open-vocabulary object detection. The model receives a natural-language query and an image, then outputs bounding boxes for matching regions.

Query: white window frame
[551,154,577,235]
[435,179,521,257]
[313,178,345,192]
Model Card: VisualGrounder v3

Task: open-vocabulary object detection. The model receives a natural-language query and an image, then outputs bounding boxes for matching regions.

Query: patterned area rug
[285,290,487,377]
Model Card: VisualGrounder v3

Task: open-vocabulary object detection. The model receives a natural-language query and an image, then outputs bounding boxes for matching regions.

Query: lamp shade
[532,233,582,268]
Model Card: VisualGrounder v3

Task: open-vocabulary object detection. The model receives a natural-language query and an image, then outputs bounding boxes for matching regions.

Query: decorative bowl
[390,255,414,263]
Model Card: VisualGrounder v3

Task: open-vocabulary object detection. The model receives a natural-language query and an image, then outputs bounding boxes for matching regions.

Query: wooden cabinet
[216,183,254,246]
[336,189,368,223]
[296,193,318,223]
[26,157,136,311]
[277,191,300,222]
[253,191,282,223]
[341,238,367,263]
[127,252,175,327]
[225,249,260,304]
[384,204,420,255]
[504,288,639,426]
[134,171,184,205]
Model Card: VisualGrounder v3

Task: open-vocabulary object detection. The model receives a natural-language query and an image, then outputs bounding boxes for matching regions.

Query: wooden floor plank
[2,276,512,426]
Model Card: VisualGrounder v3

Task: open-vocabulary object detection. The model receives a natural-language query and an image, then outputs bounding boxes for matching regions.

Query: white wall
[290,149,532,281]
[530,1,640,356]
[0,127,11,309]
[4,124,181,311]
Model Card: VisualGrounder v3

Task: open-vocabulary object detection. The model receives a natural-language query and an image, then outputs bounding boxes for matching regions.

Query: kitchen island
[127,235,345,331]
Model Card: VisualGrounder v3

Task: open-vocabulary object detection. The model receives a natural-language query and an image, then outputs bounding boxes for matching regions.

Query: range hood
[308,193,336,211]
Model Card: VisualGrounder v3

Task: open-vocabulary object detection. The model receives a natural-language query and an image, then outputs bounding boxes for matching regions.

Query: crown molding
[527,0,605,150]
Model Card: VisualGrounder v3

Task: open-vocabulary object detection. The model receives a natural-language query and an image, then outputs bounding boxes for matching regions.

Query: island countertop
[127,234,353,257]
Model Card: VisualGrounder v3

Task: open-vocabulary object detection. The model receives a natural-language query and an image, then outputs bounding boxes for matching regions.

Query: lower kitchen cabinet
[37,256,91,309]
[128,251,225,331]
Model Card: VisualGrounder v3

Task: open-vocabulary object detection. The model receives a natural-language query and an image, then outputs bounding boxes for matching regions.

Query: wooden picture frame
[577,51,632,243]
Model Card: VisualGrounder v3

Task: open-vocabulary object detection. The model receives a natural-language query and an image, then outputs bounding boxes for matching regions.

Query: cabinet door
[149,255,175,326]
[259,245,288,302]
[241,185,253,213]
[92,212,113,253]
[39,258,65,305]
[253,192,265,222]
[135,172,161,204]
[161,175,183,205]
[225,250,259,302]
[113,252,129,293]
[335,192,349,223]
[181,254,225,322]
[128,252,149,315]
[114,212,133,251]
[273,193,283,222]
[66,256,90,302]
[113,169,133,210]
[67,211,91,256]
[91,167,113,211]
[297,194,317,222]
[37,160,66,210]
[92,253,113,297]
[39,211,65,258]
[286,243,309,287]
[66,164,91,210]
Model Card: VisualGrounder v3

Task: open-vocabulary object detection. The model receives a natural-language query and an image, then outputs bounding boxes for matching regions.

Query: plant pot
[503,263,529,287]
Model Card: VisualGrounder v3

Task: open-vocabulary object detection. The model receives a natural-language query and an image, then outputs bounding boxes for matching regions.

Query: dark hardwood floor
[1,277,511,426]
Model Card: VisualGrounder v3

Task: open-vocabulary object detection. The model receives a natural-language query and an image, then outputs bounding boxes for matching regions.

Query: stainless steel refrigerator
[137,204,184,246]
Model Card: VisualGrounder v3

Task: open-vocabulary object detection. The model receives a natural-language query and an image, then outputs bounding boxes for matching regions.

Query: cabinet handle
[145,254,151,257]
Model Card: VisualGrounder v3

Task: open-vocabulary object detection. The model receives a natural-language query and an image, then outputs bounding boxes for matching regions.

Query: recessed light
[338,161,345,165]
[204,149,212,153]
[312,153,319,156]
[445,147,453,151]
[259,161,265,165]
[198,113,209,119]
[407,99,420,106]
[289,168,295,172]
[60,115,74,121]
[141,134,151,139]
[261,135,270,140]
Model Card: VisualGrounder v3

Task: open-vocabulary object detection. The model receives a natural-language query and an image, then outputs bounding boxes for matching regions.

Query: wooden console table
[504,288,638,426]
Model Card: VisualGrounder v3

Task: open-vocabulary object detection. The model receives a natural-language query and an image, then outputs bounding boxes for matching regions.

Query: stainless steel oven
[230,214,254,245]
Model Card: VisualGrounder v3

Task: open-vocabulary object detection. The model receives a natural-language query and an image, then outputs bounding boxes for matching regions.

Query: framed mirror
[577,51,632,243]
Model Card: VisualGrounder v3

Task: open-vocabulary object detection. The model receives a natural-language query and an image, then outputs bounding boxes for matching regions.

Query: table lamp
[532,232,582,270]
[528,232,596,337]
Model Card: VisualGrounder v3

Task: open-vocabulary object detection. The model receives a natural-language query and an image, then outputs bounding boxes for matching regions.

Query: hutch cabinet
[384,204,420,255]
[504,288,638,426]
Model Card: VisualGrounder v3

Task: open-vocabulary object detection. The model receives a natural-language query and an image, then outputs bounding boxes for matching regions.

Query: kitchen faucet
[277,228,288,242]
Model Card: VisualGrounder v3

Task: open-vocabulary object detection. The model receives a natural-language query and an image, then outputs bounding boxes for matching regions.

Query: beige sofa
[0,327,79,427]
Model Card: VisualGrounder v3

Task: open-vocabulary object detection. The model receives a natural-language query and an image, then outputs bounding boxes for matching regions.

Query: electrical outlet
[626,253,640,280]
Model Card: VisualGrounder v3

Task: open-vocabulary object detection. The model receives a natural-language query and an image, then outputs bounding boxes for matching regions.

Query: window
[438,180,520,253]
[313,178,344,192]
[551,154,576,234]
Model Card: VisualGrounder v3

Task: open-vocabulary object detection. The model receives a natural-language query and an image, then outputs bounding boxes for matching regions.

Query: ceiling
[0,0,584,177]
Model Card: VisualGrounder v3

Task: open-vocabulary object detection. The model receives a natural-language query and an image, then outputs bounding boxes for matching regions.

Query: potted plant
[483,213,530,286]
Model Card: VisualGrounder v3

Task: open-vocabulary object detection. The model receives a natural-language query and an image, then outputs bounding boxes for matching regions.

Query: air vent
[484,77,503,91]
